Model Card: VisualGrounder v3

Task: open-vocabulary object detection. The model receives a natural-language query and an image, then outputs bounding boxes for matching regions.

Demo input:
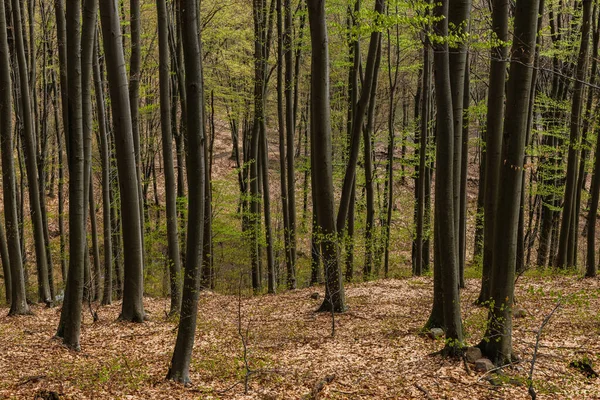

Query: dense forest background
[0,0,600,398]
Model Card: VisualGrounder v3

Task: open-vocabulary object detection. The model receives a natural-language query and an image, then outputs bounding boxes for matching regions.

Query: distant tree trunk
[0,0,27,314]
[284,0,297,288]
[458,53,470,285]
[99,0,145,322]
[307,0,346,313]
[50,71,67,283]
[89,181,101,301]
[478,0,508,304]
[336,0,385,234]
[157,0,182,313]
[11,0,51,305]
[415,22,430,277]
[0,222,11,303]
[276,0,291,291]
[363,38,381,279]
[429,0,463,352]
[480,0,540,365]
[129,0,145,265]
[556,0,593,269]
[93,40,113,305]
[167,0,206,384]
[260,123,276,293]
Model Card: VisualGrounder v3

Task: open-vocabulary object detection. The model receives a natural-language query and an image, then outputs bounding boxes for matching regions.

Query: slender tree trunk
[556,0,593,269]
[363,39,381,279]
[276,0,291,291]
[93,40,113,305]
[11,0,51,305]
[284,0,297,288]
[99,0,145,322]
[167,0,206,383]
[448,0,471,290]
[477,0,509,304]
[336,0,384,234]
[0,0,28,315]
[157,0,182,313]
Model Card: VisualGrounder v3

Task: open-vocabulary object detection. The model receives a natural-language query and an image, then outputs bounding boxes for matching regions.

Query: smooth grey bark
[167,0,206,384]
[157,0,182,313]
[93,40,113,305]
[415,26,430,277]
[480,0,540,365]
[363,38,381,279]
[99,0,145,322]
[277,0,290,292]
[336,0,384,234]
[0,0,28,315]
[556,0,593,269]
[307,0,346,313]
[448,0,471,289]
[11,0,51,305]
[56,0,88,350]
[284,0,297,288]
[430,0,463,352]
[477,0,508,305]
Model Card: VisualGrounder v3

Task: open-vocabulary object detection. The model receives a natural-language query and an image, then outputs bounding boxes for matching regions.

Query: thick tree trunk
[307,0,346,313]
[56,0,90,350]
[481,0,540,365]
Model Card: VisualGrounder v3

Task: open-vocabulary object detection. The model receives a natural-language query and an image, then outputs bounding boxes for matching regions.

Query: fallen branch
[528,300,562,400]
[414,383,434,400]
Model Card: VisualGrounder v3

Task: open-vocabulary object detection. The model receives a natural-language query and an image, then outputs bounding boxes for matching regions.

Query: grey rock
[310,292,320,300]
[474,358,495,372]
[428,328,445,339]
[465,347,483,363]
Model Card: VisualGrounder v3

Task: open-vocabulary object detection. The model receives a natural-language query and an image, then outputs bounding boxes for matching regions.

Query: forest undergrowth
[0,275,599,399]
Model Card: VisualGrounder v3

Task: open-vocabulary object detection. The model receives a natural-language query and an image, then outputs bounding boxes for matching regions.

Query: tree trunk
[481,0,540,365]
[99,0,145,322]
[307,0,346,313]
[284,0,297,288]
[93,39,113,305]
[430,0,463,353]
[167,0,206,384]
[556,0,593,269]
[477,0,509,304]
[157,0,182,313]
[0,0,28,315]
[11,0,51,305]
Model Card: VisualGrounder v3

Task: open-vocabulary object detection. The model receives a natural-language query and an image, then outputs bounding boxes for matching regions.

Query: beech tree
[167,0,206,383]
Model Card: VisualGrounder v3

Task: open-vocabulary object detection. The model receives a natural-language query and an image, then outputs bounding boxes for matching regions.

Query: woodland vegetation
[0,0,600,398]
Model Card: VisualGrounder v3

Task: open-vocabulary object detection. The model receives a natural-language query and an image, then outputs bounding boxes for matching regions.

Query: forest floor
[1,275,599,399]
